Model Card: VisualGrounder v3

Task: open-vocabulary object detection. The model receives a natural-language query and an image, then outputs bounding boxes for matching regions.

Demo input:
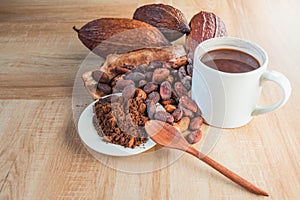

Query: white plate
[77,94,156,157]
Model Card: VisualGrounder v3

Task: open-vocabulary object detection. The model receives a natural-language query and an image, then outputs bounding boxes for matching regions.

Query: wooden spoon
[145,120,269,196]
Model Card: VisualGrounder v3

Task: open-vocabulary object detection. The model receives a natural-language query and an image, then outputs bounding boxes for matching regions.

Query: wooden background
[1,0,300,199]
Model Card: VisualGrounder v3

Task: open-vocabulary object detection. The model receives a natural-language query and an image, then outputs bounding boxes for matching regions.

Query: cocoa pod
[179,96,198,112]
[92,71,110,83]
[73,18,170,57]
[186,11,227,59]
[172,107,183,122]
[143,82,158,93]
[133,4,190,42]
[189,116,203,131]
[97,83,112,94]
[154,111,174,124]
[174,82,188,97]
[186,130,202,144]
[152,68,170,83]
[147,91,160,104]
[160,81,172,100]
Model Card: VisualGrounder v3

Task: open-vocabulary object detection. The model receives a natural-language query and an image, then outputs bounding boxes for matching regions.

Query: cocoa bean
[181,76,192,91]
[147,91,160,104]
[186,130,202,144]
[125,72,146,82]
[178,66,187,80]
[186,64,193,76]
[149,61,163,69]
[164,104,176,113]
[92,71,110,83]
[146,100,156,119]
[172,107,183,122]
[152,68,170,83]
[135,64,148,73]
[110,74,125,87]
[143,82,158,93]
[160,81,172,100]
[189,116,203,131]
[174,82,188,97]
[145,72,153,81]
[154,111,174,124]
[135,88,147,100]
[97,83,112,94]
[138,79,147,88]
[161,99,176,106]
[179,96,198,112]
[115,79,135,90]
[181,106,194,118]
[122,85,136,99]
[166,75,174,85]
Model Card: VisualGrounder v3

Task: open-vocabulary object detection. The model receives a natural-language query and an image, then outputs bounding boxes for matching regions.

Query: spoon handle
[186,146,269,196]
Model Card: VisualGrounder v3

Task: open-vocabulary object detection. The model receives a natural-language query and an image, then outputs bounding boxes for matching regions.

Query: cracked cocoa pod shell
[73,18,171,58]
[133,4,190,42]
[186,11,227,59]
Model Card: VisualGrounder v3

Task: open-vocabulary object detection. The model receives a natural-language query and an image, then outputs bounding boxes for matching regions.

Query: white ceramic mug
[192,37,292,128]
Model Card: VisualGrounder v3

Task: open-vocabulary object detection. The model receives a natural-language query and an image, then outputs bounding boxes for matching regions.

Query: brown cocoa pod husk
[160,81,172,100]
[74,18,170,58]
[186,11,227,59]
[97,83,112,94]
[186,130,202,144]
[115,66,131,74]
[92,71,110,84]
[189,116,203,131]
[133,4,190,42]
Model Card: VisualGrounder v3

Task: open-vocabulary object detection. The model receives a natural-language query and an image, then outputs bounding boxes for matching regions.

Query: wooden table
[1,0,300,199]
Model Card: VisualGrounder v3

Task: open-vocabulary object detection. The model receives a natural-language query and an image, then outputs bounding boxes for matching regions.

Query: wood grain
[1,0,300,199]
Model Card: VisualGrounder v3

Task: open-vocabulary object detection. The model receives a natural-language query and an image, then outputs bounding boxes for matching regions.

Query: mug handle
[252,70,291,116]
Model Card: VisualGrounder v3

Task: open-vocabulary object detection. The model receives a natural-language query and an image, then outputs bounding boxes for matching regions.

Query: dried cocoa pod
[92,71,110,83]
[186,130,202,144]
[97,83,112,94]
[152,68,170,83]
[154,111,174,124]
[189,116,203,131]
[133,4,190,42]
[172,107,183,122]
[160,81,172,100]
[174,82,188,97]
[147,91,160,104]
[73,18,170,57]
[179,96,198,112]
[143,82,158,93]
[186,11,227,59]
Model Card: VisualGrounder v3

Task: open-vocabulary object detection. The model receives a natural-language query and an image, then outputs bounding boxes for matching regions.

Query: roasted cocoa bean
[97,83,112,94]
[149,61,163,69]
[189,116,203,131]
[172,107,183,122]
[179,96,198,112]
[160,81,172,100]
[146,100,156,119]
[164,104,176,113]
[174,117,190,132]
[135,88,147,100]
[138,79,147,88]
[154,111,174,124]
[147,91,160,104]
[186,64,193,76]
[186,130,202,144]
[145,72,153,81]
[92,71,110,83]
[174,82,188,97]
[122,85,136,99]
[115,79,135,90]
[178,66,187,80]
[135,64,148,73]
[152,68,170,83]
[181,106,194,118]
[181,76,192,90]
[125,72,146,82]
[143,82,158,93]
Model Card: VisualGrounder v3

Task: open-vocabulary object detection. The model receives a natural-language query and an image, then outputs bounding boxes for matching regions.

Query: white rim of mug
[196,37,269,77]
